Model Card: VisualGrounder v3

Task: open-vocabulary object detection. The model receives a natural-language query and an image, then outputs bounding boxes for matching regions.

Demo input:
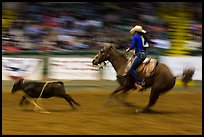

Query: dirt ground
[2,87,202,135]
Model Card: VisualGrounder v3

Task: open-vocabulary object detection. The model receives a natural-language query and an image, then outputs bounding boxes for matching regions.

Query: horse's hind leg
[136,88,160,113]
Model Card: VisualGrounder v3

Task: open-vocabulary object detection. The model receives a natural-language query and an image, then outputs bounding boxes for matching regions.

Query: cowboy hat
[130,25,146,34]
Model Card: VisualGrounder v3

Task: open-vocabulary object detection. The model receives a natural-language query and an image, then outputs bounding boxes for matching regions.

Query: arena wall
[2,56,202,81]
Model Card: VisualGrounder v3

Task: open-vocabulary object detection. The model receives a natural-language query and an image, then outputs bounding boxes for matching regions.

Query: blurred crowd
[2,2,202,55]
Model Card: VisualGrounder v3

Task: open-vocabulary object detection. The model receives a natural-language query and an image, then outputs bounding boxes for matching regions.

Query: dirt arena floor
[2,83,202,135]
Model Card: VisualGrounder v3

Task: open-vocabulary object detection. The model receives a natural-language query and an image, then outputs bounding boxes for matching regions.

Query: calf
[11,78,80,110]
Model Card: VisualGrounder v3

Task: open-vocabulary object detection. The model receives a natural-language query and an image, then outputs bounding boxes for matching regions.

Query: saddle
[125,55,158,78]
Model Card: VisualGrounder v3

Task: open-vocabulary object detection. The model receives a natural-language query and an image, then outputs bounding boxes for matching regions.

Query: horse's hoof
[135,107,150,113]
[135,108,142,113]
[135,108,145,113]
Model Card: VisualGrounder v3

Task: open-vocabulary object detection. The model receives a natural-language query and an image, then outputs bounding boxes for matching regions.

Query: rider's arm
[126,35,137,52]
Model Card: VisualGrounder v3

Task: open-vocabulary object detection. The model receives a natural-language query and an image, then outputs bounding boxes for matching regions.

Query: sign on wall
[102,62,117,80]
[2,57,43,80]
[48,57,100,80]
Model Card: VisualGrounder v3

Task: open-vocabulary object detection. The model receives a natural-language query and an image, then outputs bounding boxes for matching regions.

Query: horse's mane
[111,46,128,62]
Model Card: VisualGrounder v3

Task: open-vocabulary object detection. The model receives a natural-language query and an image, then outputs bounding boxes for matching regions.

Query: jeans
[129,51,147,85]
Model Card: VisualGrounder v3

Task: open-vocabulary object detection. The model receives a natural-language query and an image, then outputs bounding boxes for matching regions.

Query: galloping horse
[92,45,194,113]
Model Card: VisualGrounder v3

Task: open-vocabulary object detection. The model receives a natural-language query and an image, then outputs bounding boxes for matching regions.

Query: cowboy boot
[135,83,143,92]
[135,82,145,92]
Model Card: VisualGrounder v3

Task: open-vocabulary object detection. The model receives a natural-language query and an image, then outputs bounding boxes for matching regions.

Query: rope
[36,81,50,102]
[23,80,52,113]
[34,81,51,112]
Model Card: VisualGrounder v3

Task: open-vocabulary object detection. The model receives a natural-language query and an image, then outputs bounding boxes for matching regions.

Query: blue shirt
[129,33,145,53]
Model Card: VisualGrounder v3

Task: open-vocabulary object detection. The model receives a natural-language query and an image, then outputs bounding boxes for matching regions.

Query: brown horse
[92,45,194,113]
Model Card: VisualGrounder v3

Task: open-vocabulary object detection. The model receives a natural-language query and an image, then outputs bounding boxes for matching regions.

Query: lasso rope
[33,81,52,113]
[22,80,52,113]
[36,81,50,103]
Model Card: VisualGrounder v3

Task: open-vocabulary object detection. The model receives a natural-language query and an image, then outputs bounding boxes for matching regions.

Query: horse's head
[92,44,113,65]
[11,77,24,94]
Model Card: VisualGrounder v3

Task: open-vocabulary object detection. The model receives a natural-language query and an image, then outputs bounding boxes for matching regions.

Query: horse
[92,45,194,113]
[11,78,80,111]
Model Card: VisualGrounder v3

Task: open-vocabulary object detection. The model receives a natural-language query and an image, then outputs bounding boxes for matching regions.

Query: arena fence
[2,50,202,92]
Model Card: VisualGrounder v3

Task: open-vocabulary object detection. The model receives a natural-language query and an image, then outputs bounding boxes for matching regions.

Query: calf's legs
[58,94,80,109]
[19,95,30,106]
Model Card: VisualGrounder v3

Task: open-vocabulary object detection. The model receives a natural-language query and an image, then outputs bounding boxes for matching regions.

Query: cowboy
[125,25,148,92]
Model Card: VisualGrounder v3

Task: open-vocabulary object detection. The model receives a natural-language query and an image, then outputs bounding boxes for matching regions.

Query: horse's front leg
[116,89,138,108]
[110,85,125,97]
[104,85,125,106]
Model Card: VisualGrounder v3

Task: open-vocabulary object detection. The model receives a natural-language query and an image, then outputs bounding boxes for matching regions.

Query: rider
[125,25,148,92]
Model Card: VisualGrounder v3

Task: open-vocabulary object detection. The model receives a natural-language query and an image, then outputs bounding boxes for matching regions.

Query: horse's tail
[175,67,195,87]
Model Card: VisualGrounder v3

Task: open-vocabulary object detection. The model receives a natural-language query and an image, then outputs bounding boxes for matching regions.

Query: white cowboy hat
[130,25,146,34]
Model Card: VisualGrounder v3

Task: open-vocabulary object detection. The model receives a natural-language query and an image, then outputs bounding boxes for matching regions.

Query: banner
[2,57,43,80]
[48,57,100,80]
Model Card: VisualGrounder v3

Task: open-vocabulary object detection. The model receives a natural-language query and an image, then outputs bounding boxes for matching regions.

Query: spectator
[2,2,202,55]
